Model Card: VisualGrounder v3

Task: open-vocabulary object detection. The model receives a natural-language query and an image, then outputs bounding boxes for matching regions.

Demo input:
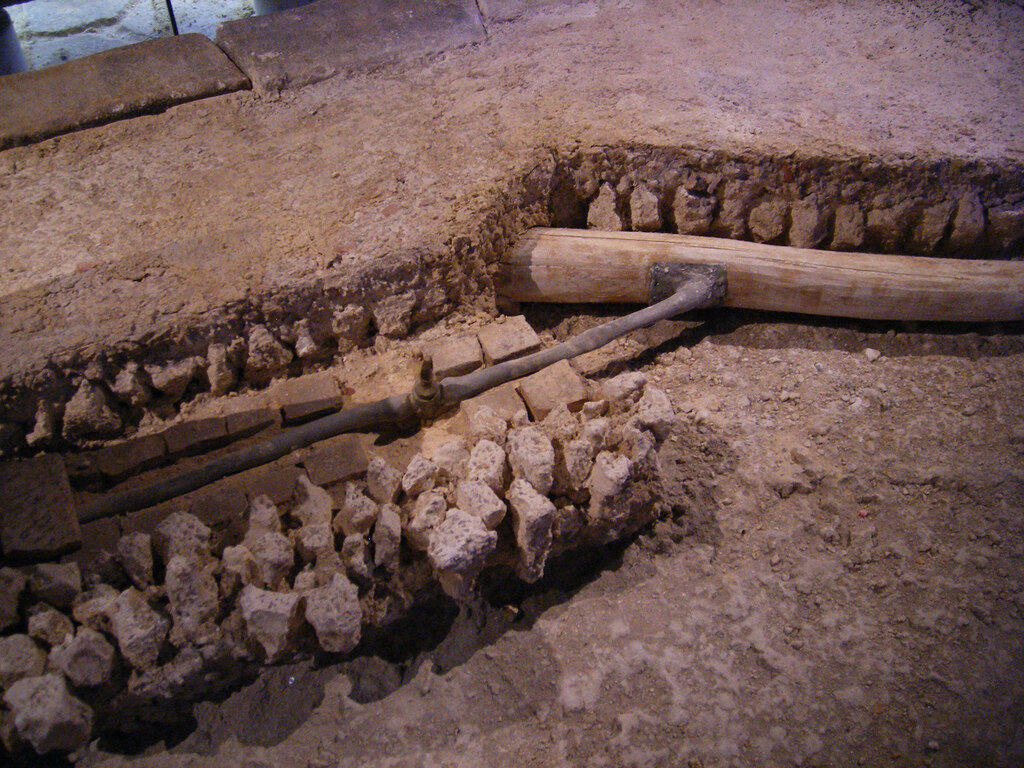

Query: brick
[189,483,249,550]
[0,455,80,561]
[225,408,280,439]
[303,434,368,487]
[240,464,302,505]
[271,372,343,424]
[517,360,590,421]
[477,316,542,365]
[162,417,228,457]
[427,334,483,379]
[87,434,166,482]
[460,381,527,422]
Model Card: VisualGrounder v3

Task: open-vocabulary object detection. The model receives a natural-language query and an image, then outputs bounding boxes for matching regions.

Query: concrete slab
[0,33,249,149]
[215,0,485,92]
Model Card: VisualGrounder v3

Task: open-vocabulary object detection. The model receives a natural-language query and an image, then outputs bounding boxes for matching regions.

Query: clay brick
[225,408,280,439]
[272,372,343,424]
[460,382,527,422]
[477,316,542,364]
[87,434,166,482]
[428,334,483,379]
[517,360,590,420]
[0,455,80,561]
[240,464,302,505]
[162,417,228,457]
[303,434,368,487]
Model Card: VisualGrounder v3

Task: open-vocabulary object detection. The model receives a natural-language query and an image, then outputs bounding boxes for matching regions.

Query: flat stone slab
[303,434,368,487]
[271,372,344,424]
[0,33,250,150]
[477,315,542,365]
[215,0,485,92]
[460,381,527,422]
[428,334,483,379]
[517,359,589,420]
[0,454,80,561]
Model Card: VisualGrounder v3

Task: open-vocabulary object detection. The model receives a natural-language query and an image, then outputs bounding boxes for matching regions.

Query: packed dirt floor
[2,0,1024,766]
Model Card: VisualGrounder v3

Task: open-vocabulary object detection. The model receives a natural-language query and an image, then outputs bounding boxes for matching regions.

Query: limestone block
[293,523,334,563]
[341,534,373,581]
[632,385,675,440]
[468,405,507,446]
[250,532,294,590]
[831,203,866,250]
[405,490,447,551]
[586,452,633,523]
[788,195,829,249]
[28,563,80,611]
[748,200,788,243]
[3,674,93,755]
[334,484,379,537]
[602,371,647,403]
[244,494,282,545]
[948,191,985,251]
[365,456,401,504]
[49,628,115,688]
[238,586,302,662]
[62,381,121,440]
[477,315,542,364]
[429,438,470,480]
[517,359,589,420]
[466,439,509,494]
[153,512,211,565]
[0,634,46,689]
[304,573,362,654]
[27,607,74,649]
[672,187,716,235]
[427,334,483,379]
[506,479,556,583]
[108,588,169,671]
[220,545,260,598]
[506,426,555,495]
[164,556,219,647]
[244,325,293,386]
[117,533,154,590]
[373,504,402,570]
[401,453,439,497]
[455,481,506,530]
[70,584,118,634]
[428,509,497,598]
[629,184,662,231]
[291,475,334,527]
[587,183,624,230]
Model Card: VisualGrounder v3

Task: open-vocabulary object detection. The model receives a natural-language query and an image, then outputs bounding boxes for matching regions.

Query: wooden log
[500,228,1024,322]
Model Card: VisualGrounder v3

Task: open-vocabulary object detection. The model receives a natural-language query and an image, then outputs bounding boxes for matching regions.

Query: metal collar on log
[76,263,725,523]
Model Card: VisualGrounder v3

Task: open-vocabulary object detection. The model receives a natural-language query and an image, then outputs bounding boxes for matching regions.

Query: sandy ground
[2,1,1024,766]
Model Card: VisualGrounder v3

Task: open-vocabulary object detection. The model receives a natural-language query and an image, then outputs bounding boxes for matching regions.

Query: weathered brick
[517,360,590,421]
[302,434,368,487]
[189,483,249,550]
[0,455,80,561]
[121,499,188,537]
[87,434,166,482]
[162,417,228,457]
[428,334,483,379]
[272,371,344,424]
[460,381,527,422]
[240,464,302,505]
[62,517,120,583]
[225,408,279,439]
[477,316,542,364]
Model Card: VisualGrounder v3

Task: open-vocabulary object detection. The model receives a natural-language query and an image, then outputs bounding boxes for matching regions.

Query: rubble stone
[866,200,913,251]
[0,567,26,632]
[250,532,294,590]
[0,454,81,560]
[27,607,74,648]
[365,456,401,504]
[672,187,715,235]
[602,371,647,403]
[581,417,611,453]
[987,206,1024,254]
[477,315,542,364]
[373,504,402,569]
[164,556,220,647]
[293,569,317,592]
[3,674,93,755]
[244,324,293,386]
[948,191,985,251]
[26,401,58,448]
[467,439,509,494]
[70,584,118,633]
[587,183,624,230]
[238,586,302,662]
[540,402,580,446]
[29,563,81,611]
[507,426,555,495]
[341,534,373,580]
[206,343,238,397]
[553,438,596,499]
[506,479,556,583]
[620,425,656,465]
[0,634,47,689]
[294,523,334,562]
[633,385,676,440]
[332,304,372,351]
[109,362,152,407]
[748,200,788,243]
[335,484,379,536]
[62,380,122,440]
[405,490,447,551]
[908,200,954,254]
[788,195,830,248]
[117,533,154,589]
[429,438,470,480]
[714,181,755,239]
[831,203,866,250]
[304,573,362,654]
[587,452,633,523]
[291,475,334,527]
[49,628,115,688]
[629,184,662,231]
[428,508,497,598]
[145,357,202,401]
[373,291,417,338]
[468,405,508,446]
[517,359,589,420]
[244,494,283,544]
[220,545,260,598]
[402,453,439,497]
[109,588,170,671]
[153,511,211,565]
[455,481,506,530]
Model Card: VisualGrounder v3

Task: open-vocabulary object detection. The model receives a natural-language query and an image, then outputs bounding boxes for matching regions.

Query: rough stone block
[215,0,485,92]
[587,183,624,230]
[517,359,589,421]
[672,187,716,235]
[0,454,80,561]
[108,588,170,671]
[87,434,166,481]
[272,371,344,424]
[304,573,362,654]
[238,586,302,662]
[831,203,866,250]
[506,426,555,495]
[188,483,249,547]
[0,568,27,632]
[788,195,830,249]
[240,463,301,505]
[162,417,228,457]
[506,478,556,583]
[0,34,249,150]
[27,607,74,649]
[428,508,497,598]
[291,475,334,528]
[365,456,401,504]
[28,562,81,611]
[477,315,542,364]
[49,628,115,688]
[427,334,483,379]
[0,634,47,690]
[629,184,662,231]
[225,407,280,439]
[302,434,368,487]
[3,673,93,755]
[948,192,985,252]
[460,381,527,422]
[748,200,788,243]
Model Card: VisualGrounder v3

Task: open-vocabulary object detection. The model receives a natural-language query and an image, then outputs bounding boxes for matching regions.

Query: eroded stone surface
[153,512,212,566]
[304,573,362,654]
[366,456,401,504]
[428,508,498,598]
[0,634,47,690]
[49,628,115,688]
[507,426,555,495]
[3,673,93,755]
[402,453,439,497]
[455,480,506,530]
[164,556,220,647]
[109,588,170,671]
[238,586,302,662]
[467,439,509,494]
[506,478,556,583]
